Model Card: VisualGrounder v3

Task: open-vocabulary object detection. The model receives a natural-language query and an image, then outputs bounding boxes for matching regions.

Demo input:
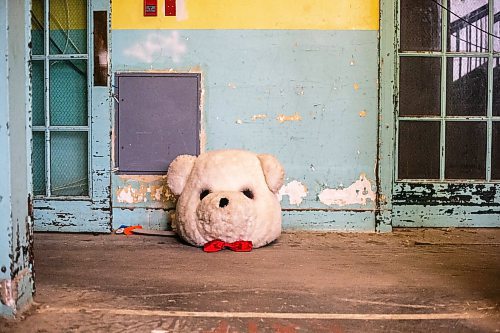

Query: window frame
[31,0,92,199]
[394,0,500,183]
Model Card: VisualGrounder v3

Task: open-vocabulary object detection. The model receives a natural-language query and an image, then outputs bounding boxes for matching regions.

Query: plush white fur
[167,149,285,248]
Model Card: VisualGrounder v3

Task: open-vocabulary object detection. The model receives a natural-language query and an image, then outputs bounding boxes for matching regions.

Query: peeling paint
[278,180,308,206]
[115,176,175,205]
[251,114,267,121]
[123,31,187,63]
[294,85,305,95]
[0,279,16,308]
[117,186,134,203]
[318,174,376,206]
[235,119,243,124]
[227,82,237,89]
[276,112,302,123]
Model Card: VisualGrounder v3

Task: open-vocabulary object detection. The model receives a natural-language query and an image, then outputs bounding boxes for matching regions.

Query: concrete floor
[1,228,500,332]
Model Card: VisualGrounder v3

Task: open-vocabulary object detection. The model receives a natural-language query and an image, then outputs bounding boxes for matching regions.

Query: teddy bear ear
[167,155,197,195]
[257,154,285,194]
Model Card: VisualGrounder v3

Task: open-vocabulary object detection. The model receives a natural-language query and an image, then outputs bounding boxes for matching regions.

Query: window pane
[50,132,88,196]
[445,122,486,179]
[31,0,44,55]
[448,0,488,52]
[49,60,88,126]
[400,0,441,51]
[399,57,441,116]
[32,61,45,126]
[495,1,500,52]
[32,131,46,196]
[446,57,487,116]
[49,0,87,54]
[493,122,500,179]
[93,11,108,87]
[494,57,500,116]
[398,121,440,179]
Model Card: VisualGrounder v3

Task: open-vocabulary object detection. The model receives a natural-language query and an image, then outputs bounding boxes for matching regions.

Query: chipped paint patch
[227,82,237,89]
[251,114,267,121]
[294,85,305,95]
[276,112,302,123]
[117,186,135,203]
[318,174,375,206]
[278,180,308,206]
[359,110,367,117]
[116,185,174,204]
[123,31,186,63]
[353,83,359,91]
[0,279,16,308]
[115,175,175,206]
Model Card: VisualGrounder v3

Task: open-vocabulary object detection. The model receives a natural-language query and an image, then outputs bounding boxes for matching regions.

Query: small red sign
[144,0,158,16]
[165,0,176,16]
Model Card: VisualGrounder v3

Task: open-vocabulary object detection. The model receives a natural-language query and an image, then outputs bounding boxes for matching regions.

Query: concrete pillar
[0,0,34,318]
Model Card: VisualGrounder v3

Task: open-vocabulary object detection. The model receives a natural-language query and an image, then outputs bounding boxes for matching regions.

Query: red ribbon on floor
[203,239,253,252]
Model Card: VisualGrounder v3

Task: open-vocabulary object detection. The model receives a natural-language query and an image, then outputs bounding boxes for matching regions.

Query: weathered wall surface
[0,0,34,318]
[110,0,380,231]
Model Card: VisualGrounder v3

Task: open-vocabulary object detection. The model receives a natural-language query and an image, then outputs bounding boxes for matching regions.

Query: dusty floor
[1,228,500,332]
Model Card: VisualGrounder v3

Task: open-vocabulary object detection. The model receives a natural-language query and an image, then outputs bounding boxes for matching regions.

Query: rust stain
[251,114,268,121]
[276,112,302,123]
[116,175,175,204]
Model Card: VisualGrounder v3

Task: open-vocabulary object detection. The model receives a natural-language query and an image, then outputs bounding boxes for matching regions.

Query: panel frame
[113,72,201,175]
[32,0,112,232]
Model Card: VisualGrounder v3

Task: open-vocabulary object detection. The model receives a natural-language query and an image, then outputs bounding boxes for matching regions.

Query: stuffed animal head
[167,149,285,248]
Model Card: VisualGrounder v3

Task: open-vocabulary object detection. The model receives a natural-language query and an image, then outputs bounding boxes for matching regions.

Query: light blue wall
[0,0,12,294]
[112,30,379,231]
[0,0,34,318]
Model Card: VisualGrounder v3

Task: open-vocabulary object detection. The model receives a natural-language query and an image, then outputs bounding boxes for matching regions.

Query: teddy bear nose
[219,198,229,208]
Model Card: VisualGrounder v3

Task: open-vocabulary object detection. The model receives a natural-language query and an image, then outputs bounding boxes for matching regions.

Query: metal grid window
[396,0,500,181]
[31,0,90,197]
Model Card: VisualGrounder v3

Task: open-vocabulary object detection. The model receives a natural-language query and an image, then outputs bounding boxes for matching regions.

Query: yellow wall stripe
[112,0,379,30]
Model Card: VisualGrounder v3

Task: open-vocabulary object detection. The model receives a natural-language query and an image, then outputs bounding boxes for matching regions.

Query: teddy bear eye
[242,189,254,199]
[200,189,210,200]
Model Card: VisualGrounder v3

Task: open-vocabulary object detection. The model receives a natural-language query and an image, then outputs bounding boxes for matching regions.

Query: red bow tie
[203,239,253,252]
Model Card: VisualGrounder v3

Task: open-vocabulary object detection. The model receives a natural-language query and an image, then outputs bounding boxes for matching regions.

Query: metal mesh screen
[49,0,87,55]
[32,132,46,196]
[49,60,88,126]
[50,131,88,196]
[32,61,45,126]
[31,0,89,198]
[31,0,44,55]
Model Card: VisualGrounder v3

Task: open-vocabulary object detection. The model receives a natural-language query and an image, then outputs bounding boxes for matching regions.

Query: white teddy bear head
[167,149,285,248]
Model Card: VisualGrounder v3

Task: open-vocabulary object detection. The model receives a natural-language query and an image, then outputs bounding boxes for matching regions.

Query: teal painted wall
[0,0,34,318]
[111,30,379,231]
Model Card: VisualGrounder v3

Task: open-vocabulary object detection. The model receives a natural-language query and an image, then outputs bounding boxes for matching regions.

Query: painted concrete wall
[110,0,380,231]
[0,0,34,318]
